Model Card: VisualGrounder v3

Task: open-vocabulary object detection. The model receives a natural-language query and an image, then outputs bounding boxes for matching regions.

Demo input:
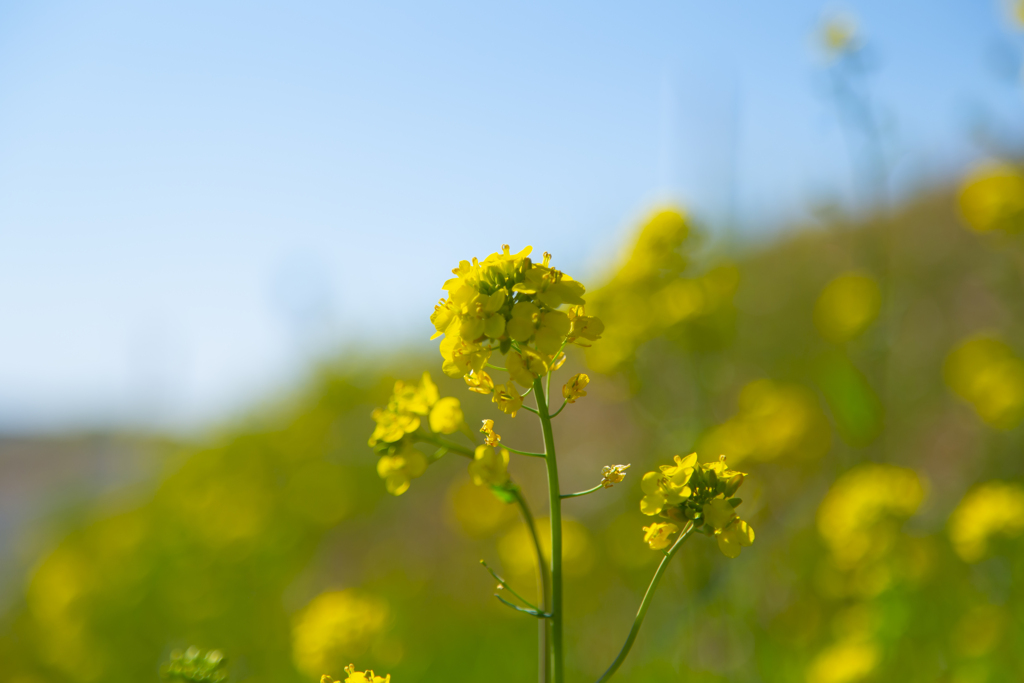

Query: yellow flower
[368,408,419,447]
[376,443,428,496]
[716,518,755,558]
[506,302,571,355]
[703,496,737,530]
[944,336,1024,430]
[342,664,391,683]
[814,272,881,343]
[820,14,858,57]
[957,161,1024,234]
[480,419,501,447]
[566,306,605,347]
[439,334,492,379]
[430,245,596,381]
[562,373,590,404]
[468,445,509,487]
[642,522,679,550]
[639,453,696,516]
[506,348,549,388]
[511,258,586,309]
[392,372,438,415]
[948,481,1024,562]
[428,397,463,435]
[600,464,630,488]
[492,382,523,418]
[817,464,924,567]
[464,370,494,395]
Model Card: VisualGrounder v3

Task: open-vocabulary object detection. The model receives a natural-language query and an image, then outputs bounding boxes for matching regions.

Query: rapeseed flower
[601,464,630,488]
[639,453,754,558]
[642,522,679,550]
[957,162,1024,234]
[492,382,523,418]
[332,664,391,683]
[430,245,602,403]
[562,374,590,404]
[368,372,465,495]
[480,419,501,447]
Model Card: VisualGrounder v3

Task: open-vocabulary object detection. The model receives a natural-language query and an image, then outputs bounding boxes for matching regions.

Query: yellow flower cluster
[430,245,602,416]
[368,372,465,495]
[948,481,1024,563]
[944,336,1024,430]
[957,161,1024,234]
[639,453,754,558]
[600,464,630,488]
[816,464,924,569]
[584,210,739,373]
[293,590,389,679]
[321,664,391,683]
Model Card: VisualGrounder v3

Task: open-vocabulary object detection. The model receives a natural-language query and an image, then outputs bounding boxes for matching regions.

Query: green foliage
[161,647,228,683]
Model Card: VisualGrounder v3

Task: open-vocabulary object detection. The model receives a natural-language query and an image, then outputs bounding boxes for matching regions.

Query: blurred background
[2,1,1024,681]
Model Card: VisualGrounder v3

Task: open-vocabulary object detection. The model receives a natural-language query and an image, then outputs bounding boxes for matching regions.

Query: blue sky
[1,0,1021,431]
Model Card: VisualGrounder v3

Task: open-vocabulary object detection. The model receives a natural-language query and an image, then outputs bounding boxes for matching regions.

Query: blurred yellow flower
[468,445,509,487]
[700,379,831,464]
[499,517,595,579]
[814,272,881,343]
[817,464,925,568]
[819,14,859,58]
[642,522,679,550]
[948,481,1024,562]
[446,477,516,538]
[562,373,589,404]
[600,463,630,488]
[376,443,428,496]
[944,336,1024,429]
[292,591,388,680]
[427,397,464,435]
[584,209,739,373]
[716,519,755,558]
[806,638,878,683]
[957,161,1024,234]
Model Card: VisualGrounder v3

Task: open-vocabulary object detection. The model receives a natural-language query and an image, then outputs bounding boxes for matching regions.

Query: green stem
[561,484,603,499]
[511,470,550,682]
[595,523,695,683]
[480,560,541,612]
[504,445,547,458]
[414,432,474,457]
[549,400,568,418]
[534,376,563,683]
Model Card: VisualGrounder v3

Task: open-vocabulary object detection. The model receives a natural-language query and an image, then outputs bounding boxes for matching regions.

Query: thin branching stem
[549,400,568,418]
[594,523,695,683]
[414,432,473,457]
[521,405,541,416]
[480,560,540,611]
[561,484,603,499]
[504,445,546,458]
[510,485,550,683]
[494,593,552,618]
